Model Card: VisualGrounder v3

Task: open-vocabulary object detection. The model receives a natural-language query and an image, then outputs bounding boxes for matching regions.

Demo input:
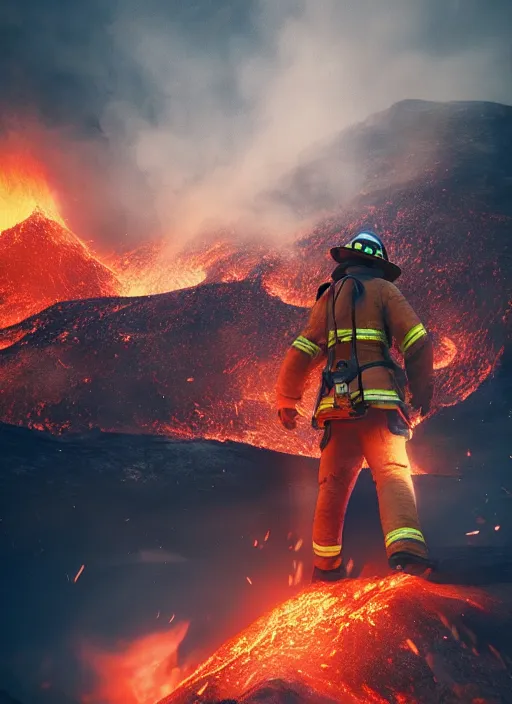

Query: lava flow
[158,575,508,704]
[0,211,121,328]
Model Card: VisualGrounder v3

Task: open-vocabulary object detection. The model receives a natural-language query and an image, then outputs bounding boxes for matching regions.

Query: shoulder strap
[326,283,336,371]
[326,275,364,370]
[349,277,365,405]
[313,274,402,425]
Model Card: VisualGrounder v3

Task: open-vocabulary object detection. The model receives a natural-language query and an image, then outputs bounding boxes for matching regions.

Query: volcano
[0,210,120,328]
[0,99,510,455]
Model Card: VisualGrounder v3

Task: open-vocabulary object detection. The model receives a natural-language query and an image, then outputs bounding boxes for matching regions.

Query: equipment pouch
[331,359,359,409]
[386,409,411,439]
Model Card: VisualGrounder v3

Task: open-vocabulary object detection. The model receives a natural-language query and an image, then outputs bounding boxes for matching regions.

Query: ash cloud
[1,0,512,248]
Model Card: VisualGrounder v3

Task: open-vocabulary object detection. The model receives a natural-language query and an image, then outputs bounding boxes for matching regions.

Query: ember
[74,564,86,583]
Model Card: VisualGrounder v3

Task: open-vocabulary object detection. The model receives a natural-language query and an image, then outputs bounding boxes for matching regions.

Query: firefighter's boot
[311,563,348,584]
[388,552,436,579]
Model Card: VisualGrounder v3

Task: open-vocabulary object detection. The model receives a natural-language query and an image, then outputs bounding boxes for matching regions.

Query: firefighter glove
[278,407,299,430]
[411,394,431,417]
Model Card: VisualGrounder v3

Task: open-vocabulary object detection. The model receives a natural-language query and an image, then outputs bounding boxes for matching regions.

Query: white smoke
[93,0,512,245]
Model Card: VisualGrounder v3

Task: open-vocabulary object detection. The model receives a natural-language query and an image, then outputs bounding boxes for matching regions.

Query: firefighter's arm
[276,293,327,422]
[383,282,434,415]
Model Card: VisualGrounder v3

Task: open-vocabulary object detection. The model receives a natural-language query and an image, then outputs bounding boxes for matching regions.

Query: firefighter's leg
[312,421,364,571]
[362,409,429,565]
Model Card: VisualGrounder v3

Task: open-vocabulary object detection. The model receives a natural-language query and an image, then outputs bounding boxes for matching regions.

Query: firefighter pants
[312,408,428,570]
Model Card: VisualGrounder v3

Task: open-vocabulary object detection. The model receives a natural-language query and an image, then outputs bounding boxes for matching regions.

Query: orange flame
[0,146,64,232]
[81,622,189,704]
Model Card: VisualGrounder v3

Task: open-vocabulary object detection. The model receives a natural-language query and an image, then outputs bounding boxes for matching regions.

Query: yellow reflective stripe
[313,541,342,556]
[385,528,426,548]
[351,389,401,402]
[292,336,321,357]
[328,328,387,348]
[316,389,401,414]
[400,324,427,354]
[317,398,337,413]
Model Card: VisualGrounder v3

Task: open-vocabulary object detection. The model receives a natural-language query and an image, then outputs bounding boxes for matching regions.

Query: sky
[0,0,511,248]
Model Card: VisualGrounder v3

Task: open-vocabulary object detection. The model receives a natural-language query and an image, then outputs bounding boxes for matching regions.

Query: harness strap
[312,275,400,427]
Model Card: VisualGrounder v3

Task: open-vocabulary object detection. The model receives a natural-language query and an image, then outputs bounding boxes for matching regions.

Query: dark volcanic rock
[0,424,320,704]
[219,679,339,704]
[409,343,512,480]
[0,423,511,703]
[0,280,306,450]
[0,692,24,704]
[280,99,512,216]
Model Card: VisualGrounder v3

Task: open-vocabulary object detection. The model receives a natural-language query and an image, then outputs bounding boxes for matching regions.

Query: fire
[110,242,207,298]
[160,575,502,704]
[0,146,64,231]
[82,622,189,704]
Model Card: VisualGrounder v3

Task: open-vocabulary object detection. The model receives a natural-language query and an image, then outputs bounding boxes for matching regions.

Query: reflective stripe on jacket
[276,266,434,425]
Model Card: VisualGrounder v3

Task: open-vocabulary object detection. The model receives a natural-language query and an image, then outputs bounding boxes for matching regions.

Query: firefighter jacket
[276,265,434,426]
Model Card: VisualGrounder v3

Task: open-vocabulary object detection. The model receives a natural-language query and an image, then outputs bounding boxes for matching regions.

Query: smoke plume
[1,0,511,248]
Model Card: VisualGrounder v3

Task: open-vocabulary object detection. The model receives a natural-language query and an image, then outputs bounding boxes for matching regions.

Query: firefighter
[276,231,434,583]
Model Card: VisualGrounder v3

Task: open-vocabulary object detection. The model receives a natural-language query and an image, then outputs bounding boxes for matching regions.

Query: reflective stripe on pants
[312,408,428,570]
[313,541,342,563]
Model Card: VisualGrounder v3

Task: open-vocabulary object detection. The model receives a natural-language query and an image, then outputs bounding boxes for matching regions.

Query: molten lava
[111,242,207,298]
[0,211,120,328]
[160,575,506,704]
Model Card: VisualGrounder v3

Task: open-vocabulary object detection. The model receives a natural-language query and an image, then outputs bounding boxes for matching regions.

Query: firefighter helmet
[330,231,401,282]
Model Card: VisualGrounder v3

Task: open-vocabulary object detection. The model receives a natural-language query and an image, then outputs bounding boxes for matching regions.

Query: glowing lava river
[153,575,509,704]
